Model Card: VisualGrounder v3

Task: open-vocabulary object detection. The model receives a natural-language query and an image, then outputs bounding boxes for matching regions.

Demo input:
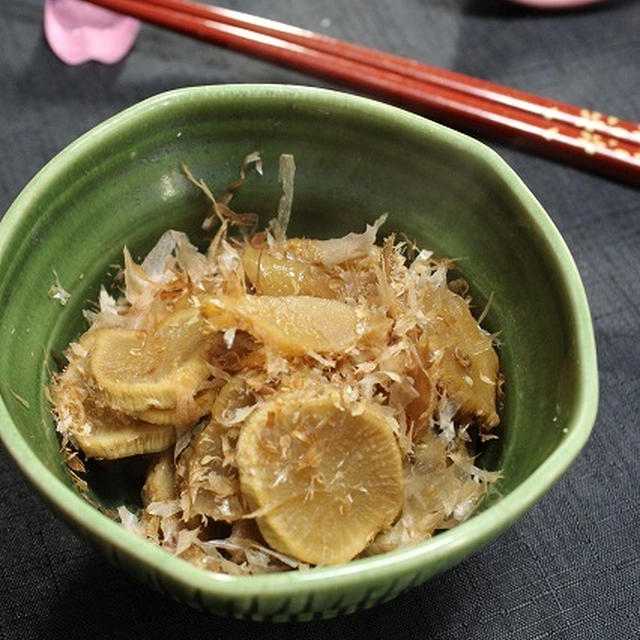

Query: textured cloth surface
[1,1,639,638]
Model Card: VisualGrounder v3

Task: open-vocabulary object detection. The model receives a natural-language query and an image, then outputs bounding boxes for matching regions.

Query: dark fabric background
[1,1,639,638]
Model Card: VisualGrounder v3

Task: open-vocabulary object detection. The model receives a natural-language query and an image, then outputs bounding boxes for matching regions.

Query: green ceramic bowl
[0,85,597,621]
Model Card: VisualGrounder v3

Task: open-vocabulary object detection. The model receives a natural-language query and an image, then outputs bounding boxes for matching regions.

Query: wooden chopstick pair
[86,0,640,185]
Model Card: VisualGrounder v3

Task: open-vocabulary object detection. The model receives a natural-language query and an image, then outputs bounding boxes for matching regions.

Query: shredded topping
[271,153,295,242]
[48,270,71,306]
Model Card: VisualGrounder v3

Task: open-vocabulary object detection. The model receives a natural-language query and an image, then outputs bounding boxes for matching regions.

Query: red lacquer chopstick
[143,0,640,146]
[85,0,640,185]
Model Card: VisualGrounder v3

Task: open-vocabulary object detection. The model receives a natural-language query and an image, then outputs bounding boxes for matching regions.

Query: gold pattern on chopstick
[579,109,603,133]
[539,125,640,160]
[543,106,640,150]
[543,106,560,121]
[580,130,605,156]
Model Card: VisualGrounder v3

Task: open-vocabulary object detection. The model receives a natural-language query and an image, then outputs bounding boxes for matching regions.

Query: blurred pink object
[506,0,608,7]
[44,0,139,65]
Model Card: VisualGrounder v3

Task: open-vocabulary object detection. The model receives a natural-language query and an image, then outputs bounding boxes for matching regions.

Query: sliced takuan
[132,388,217,426]
[241,244,335,297]
[89,309,210,413]
[424,291,500,428]
[70,400,179,459]
[202,295,357,356]
[180,377,251,522]
[142,451,178,541]
[236,390,404,565]
[142,451,177,503]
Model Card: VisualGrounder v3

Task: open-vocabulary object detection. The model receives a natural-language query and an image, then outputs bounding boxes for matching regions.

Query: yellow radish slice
[236,390,404,565]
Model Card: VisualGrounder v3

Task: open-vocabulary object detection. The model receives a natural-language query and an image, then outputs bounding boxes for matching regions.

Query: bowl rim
[0,84,598,599]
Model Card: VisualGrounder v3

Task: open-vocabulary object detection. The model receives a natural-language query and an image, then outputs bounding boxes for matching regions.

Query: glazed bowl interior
[0,85,597,621]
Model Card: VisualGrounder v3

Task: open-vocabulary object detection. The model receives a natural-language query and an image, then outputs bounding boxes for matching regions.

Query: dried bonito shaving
[50,152,502,573]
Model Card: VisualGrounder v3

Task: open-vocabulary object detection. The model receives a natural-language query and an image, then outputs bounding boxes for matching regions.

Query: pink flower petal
[44,0,140,65]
